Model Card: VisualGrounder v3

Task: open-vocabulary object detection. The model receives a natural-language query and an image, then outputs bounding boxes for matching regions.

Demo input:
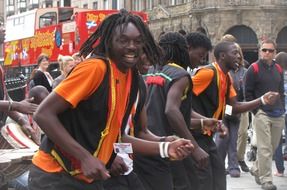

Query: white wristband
[159,142,165,158]
[261,96,267,105]
[164,142,170,158]
[200,119,204,130]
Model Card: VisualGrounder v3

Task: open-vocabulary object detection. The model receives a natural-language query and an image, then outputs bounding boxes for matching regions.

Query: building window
[93,1,98,9]
[133,0,142,11]
[83,3,88,8]
[169,0,176,6]
[8,0,15,6]
[147,0,153,10]
[46,2,53,7]
[112,0,117,9]
[104,0,108,9]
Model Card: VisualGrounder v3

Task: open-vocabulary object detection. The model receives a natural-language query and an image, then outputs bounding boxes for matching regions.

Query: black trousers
[134,155,173,190]
[103,171,145,190]
[181,136,226,190]
[28,165,104,190]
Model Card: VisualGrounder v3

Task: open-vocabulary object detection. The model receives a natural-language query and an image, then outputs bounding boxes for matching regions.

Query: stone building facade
[69,0,287,63]
[146,0,287,63]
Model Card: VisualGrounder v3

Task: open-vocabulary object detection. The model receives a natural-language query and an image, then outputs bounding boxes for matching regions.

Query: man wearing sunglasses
[245,39,285,190]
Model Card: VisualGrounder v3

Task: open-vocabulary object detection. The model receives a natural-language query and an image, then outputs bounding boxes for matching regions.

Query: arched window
[225,25,258,65]
[225,25,258,48]
[276,26,287,52]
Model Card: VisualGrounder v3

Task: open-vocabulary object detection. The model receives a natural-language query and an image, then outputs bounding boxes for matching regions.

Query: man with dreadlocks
[134,32,219,190]
[28,10,193,190]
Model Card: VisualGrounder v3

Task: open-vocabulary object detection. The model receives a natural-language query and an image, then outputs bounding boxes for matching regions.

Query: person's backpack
[251,61,283,74]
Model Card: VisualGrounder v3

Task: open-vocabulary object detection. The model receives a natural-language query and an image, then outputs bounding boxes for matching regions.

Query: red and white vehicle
[4,7,148,86]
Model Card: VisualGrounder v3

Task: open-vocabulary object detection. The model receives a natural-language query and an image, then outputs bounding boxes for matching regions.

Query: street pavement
[227,160,287,190]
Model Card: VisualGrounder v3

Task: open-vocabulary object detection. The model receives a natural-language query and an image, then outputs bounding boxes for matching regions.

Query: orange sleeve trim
[192,68,214,96]
[228,74,237,98]
[229,85,237,98]
[54,59,107,108]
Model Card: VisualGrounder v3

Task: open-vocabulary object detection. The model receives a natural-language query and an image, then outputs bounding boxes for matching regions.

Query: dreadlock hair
[158,32,190,69]
[79,9,161,66]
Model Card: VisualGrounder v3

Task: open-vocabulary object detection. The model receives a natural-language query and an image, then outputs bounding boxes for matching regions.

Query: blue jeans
[274,114,287,173]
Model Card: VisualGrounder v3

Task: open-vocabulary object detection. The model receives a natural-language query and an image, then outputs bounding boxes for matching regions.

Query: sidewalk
[227,161,287,190]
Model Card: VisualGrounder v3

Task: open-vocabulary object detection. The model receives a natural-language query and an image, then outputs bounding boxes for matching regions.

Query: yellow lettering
[31,31,55,50]
[87,13,99,22]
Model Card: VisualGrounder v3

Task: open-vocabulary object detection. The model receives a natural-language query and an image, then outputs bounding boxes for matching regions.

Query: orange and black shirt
[32,57,139,183]
[192,62,236,120]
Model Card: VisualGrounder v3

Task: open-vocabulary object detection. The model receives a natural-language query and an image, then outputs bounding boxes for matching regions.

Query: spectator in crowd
[52,56,76,88]
[273,51,287,177]
[72,52,83,65]
[246,39,285,190]
[29,54,53,92]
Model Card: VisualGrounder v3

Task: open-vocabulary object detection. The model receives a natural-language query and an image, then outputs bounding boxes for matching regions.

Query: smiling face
[39,57,50,71]
[109,22,143,72]
[223,44,241,71]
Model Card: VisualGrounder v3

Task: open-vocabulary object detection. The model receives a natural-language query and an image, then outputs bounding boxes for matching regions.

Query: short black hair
[213,41,235,60]
[178,29,187,36]
[185,32,212,51]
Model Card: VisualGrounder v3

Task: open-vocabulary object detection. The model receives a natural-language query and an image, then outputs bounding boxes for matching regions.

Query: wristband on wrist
[8,100,13,112]
[163,142,170,158]
[261,96,267,105]
[159,142,165,158]
[200,119,204,130]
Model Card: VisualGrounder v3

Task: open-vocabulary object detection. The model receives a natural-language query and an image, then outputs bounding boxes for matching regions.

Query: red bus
[4,7,148,99]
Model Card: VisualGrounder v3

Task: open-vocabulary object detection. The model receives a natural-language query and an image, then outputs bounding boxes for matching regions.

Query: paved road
[227,161,287,190]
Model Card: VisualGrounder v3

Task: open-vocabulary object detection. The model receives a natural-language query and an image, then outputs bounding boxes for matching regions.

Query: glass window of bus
[39,12,57,28]
[93,1,98,9]
[104,0,108,9]
[112,0,117,9]
[58,8,73,22]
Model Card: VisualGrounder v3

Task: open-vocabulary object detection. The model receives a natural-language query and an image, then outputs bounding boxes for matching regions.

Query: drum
[0,123,39,183]
[0,123,39,151]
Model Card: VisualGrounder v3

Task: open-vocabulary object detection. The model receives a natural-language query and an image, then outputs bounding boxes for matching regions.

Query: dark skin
[165,76,216,168]
[34,22,193,180]
[1,95,38,141]
[217,43,279,114]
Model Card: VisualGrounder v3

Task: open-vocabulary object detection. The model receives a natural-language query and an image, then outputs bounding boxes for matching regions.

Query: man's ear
[219,52,225,60]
